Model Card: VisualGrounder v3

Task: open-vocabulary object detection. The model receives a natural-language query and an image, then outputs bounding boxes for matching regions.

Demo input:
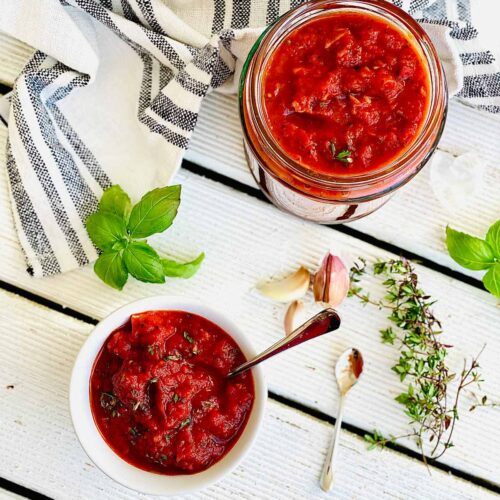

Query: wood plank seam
[0,477,50,500]
[269,391,500,494]
[0,280,98,326]
[181,160,485,292]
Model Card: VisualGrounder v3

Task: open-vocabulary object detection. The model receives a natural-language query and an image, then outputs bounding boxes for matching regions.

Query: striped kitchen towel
[0,0,498,278]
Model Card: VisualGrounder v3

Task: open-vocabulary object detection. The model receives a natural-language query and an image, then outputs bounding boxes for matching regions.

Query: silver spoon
[228,309,341,378]
[320,348,364,492]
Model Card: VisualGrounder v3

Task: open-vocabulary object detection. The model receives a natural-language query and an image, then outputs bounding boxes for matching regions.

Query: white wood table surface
[0,27,499,500]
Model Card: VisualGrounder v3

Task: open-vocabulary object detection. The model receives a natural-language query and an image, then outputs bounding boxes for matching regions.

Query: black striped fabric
[2,0,499,277]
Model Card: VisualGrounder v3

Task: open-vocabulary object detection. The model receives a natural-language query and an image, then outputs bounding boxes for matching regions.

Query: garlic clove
[313,252,349,307]
[258,266,311,302]
[284,300,305,336]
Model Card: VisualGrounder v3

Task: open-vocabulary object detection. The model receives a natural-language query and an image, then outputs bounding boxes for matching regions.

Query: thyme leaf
[328,141,336,158]
[129,426,141,437]
[469,394,500,411]
[164,353,181,361]
[179,418,191,429]
[328,142,353,164]
[336,149,352,163]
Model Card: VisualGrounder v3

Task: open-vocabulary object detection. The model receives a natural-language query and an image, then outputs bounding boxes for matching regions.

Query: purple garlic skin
[313,252,349,307]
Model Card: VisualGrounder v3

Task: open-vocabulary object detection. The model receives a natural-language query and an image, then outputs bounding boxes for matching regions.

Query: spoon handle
[320,395,346,492]
[228,308,340,378]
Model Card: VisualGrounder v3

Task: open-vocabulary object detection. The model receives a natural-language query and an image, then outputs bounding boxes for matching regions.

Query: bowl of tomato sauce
[240,0,447,223]
[70,296,266,495]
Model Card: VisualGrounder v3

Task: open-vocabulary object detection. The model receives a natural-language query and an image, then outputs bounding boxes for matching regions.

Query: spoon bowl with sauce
[320,347,364,491]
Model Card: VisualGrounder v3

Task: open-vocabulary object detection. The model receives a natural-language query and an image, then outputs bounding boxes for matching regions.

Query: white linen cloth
[0,0,498,277]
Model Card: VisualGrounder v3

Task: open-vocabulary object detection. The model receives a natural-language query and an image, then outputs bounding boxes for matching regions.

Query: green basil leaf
[161,252,204,278]
[485,220,500,259]
[445,226,495,270]
[94,251,128,290]
[99,185,132,222]
[483,263,500,298]
[86,212,128,251]
[123,241,165,283]
[128,185,181,238]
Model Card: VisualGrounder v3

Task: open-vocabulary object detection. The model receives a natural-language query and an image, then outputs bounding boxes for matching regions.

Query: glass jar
[239,0,447,223]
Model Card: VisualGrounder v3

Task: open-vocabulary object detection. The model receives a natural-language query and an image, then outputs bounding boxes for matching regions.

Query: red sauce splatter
[263,11,430,175]
[90,310,254,475]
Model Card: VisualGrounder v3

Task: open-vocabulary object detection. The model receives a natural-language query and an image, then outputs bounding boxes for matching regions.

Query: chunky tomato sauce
[90,311,254,474]
[263,11,430,175]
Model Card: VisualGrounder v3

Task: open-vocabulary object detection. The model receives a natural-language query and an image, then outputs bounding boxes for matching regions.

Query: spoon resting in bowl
[228,308,341,378]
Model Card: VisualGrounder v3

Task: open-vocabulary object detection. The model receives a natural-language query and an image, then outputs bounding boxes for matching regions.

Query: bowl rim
[69,295,267,496]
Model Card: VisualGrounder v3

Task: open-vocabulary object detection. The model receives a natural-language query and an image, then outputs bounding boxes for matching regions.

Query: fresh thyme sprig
[348,257,483,462]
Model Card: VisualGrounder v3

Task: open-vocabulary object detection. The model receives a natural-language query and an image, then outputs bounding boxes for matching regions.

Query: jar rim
[239,0,448,191]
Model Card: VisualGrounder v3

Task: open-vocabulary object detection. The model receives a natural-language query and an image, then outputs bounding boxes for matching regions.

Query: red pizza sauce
[90,310,255,475]
[263,11,430,176]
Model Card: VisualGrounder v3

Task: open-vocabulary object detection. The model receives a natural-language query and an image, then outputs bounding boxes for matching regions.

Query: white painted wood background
[0,16,500,500]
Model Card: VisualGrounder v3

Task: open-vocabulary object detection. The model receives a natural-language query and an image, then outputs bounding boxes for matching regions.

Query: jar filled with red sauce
[89,310,255,475]
[240,0,447,223]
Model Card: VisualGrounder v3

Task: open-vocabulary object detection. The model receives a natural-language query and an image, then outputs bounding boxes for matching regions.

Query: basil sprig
[446,220,500,298]
[86,185,203,290]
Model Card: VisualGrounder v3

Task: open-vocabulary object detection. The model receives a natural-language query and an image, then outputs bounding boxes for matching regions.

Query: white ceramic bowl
[70,296,267,496]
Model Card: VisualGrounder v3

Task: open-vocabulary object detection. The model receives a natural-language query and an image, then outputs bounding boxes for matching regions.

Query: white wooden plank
[0,126,499,485]
[187,93,500,280]
[0,33,33,87]
[0,289,495,500]
[0,489,26,500]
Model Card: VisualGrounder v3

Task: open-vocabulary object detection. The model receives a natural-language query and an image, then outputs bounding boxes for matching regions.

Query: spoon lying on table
[227,308,341,378]
[320,347,364,492]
